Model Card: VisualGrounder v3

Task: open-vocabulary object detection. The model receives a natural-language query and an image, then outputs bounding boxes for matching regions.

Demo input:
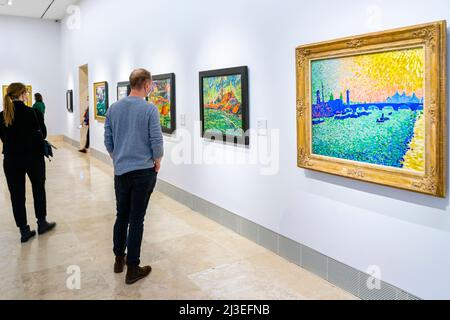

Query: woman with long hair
[0,83,56,243]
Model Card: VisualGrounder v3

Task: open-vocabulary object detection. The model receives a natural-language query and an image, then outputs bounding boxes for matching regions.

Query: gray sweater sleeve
[104,109,114,153]
[148,105,164,159]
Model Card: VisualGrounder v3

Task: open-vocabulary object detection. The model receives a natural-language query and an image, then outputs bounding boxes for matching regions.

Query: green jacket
[33,101,46,115]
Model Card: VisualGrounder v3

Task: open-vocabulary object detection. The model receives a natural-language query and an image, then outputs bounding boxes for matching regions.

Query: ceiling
[0,0,80,20]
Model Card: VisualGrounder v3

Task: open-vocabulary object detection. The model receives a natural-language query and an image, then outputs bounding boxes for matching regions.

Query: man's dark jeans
[113,168,157,266]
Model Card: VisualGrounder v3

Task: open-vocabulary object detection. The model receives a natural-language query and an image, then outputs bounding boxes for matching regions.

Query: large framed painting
[296,21,447,197]
[147,73,176,134]
[94,81,109,121]
[199,66,249,145]
[3,85,33,107]
[66,90,73,113]
[117,81,131,100]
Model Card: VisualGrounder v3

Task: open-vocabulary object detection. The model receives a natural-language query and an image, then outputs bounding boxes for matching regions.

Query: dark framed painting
[94,81,109,121]
[147,73,176,134]
[66,90,73,113]
[296,20,447,197]
[117,81,131,100]
[199,66,249,145]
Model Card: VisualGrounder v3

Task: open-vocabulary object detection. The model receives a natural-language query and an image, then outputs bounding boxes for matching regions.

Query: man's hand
[154,158,162,173]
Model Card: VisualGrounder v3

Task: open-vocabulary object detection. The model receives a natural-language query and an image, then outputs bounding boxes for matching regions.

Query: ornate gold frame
[93,81,109,122]
[296,21,447,197]
[2,85,33,107]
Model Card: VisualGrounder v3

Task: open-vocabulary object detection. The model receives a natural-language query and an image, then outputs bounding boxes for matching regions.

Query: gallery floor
[0,139,356,300]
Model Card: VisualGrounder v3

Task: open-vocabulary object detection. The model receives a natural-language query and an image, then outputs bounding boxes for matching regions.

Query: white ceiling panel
[0,0,79,20]
[44,0,79,20]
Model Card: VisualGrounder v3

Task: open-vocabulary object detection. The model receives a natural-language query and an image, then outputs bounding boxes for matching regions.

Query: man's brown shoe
[114,256,127,274]
[125,265,152,285]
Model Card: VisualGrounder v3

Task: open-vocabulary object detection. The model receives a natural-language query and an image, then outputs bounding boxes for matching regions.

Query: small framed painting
[199,66,249,145]
[117,81,131,100]
[94,81,109,121]
[66,90,73,113]
[3,84,33,107]
[296,21,447,197]
[147,73,176,134]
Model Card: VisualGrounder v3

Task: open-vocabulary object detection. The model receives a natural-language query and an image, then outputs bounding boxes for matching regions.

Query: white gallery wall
[0,15,63,135]
[57,0,449,299]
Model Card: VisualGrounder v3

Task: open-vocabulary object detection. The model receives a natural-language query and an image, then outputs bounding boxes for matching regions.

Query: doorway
[78,64,89,151]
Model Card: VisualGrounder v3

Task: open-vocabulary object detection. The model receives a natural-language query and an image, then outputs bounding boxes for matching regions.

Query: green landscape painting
[202,75,243,136]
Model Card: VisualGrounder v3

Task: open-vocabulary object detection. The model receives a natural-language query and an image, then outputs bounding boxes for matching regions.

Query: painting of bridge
[310,47,425,172]
[312,89,424,118]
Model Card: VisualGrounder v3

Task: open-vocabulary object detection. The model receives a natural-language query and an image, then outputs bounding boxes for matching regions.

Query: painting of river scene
[311,47,425,173]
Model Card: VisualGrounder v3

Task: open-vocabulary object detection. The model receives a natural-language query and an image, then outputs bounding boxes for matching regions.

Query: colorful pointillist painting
[148,78,173,131]
[311,47,425,172]
[94,81,108,121]
[202,75,242,136]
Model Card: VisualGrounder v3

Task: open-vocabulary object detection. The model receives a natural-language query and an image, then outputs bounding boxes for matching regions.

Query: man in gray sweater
[104,68,164,284]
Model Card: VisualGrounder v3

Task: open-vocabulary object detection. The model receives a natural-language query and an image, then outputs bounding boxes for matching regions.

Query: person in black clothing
[79,106,89,153]
[0,83,56,243]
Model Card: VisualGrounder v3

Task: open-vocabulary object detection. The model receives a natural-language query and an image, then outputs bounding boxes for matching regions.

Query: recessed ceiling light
[7,0,12,5]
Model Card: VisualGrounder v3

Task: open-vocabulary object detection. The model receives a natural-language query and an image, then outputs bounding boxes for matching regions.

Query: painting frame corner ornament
[199,66,249,146]
[94,81,109,122]
[296,20,447,197]
[148,73,176,135]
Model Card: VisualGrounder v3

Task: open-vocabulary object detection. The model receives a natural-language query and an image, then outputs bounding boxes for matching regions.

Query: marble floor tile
[188,261,305,300]
[0,142,357,300]
[202,227,268,260]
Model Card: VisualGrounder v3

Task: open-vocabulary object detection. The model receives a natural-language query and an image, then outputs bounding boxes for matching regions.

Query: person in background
[32,93,46,116]
[0,83,56,243]
[79,101,90,153]
[104,68,164,285]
